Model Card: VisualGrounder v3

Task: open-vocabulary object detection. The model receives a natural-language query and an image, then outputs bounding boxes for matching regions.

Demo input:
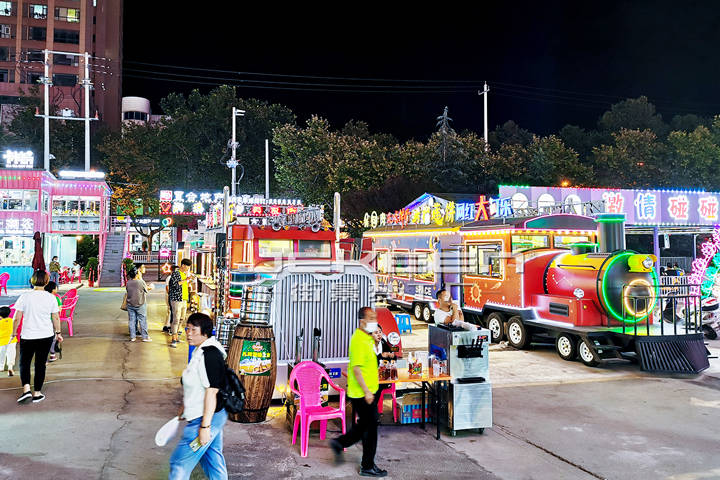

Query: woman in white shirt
[169,313,228,480]
[11,270,61,404]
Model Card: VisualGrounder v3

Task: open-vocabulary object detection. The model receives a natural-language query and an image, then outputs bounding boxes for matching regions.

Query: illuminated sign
[499,186,720,226]
[363,196,508,229]
[159,247,170,258]
[689,228,720,298]
[3,150,34,169]
[159,189,303,216]
[0,217,35,234]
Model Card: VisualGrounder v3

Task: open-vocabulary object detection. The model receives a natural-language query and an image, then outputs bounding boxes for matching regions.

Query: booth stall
[0,159,111,288]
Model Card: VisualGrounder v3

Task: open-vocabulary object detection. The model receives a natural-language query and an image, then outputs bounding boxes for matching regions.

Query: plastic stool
[396,314,412,334]
[377,383,398,422]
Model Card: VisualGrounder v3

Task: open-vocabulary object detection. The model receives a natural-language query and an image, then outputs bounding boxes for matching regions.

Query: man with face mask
[330,307,387,477]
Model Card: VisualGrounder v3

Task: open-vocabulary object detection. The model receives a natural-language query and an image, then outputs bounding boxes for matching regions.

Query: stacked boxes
[399,392,431,424]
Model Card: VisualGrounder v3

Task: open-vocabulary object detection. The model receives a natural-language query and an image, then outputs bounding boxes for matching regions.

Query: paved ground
[0,288,718,479]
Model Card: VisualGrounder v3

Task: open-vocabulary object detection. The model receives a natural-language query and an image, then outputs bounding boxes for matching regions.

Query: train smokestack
[595,213,626,253]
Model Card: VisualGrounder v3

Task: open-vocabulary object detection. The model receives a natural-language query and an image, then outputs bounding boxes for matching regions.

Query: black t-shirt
[203,346,226,412]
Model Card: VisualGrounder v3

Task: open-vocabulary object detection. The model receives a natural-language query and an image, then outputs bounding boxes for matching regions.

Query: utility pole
[43,49,50,171]
[265,139,270,199]
[228,107,246,198]
[478,82,490,150]
[82,52,91,171]
[37,49,97,172]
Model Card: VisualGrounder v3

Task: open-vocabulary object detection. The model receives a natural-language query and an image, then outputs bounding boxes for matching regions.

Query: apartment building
[0,0,122,129]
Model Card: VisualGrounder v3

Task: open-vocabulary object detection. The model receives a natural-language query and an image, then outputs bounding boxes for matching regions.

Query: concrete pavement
[0,288,718,479]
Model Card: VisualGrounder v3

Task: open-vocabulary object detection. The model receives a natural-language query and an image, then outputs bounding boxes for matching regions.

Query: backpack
[219,365,246,414]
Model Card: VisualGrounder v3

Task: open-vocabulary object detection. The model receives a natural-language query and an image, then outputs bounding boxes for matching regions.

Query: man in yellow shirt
[330,307,387,477]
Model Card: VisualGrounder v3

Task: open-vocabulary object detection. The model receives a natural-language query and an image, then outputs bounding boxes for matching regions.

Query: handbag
[120,294,128,311]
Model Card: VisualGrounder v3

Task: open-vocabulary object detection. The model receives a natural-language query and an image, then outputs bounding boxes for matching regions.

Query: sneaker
[170,341,178,348]
[17,391,32,404]
[130,338,136,342]
[32,393,45,403]
[142,337,152,342]
[8,369,14,377]
[359,465,388,477]
[162,326,170,334]
[48,354,58,362]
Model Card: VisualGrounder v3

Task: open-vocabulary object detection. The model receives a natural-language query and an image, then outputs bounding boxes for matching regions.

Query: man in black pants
[330,307,387,477]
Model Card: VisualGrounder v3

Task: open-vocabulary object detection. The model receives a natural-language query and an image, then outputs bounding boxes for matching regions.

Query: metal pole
[334,192,341,259]
[43,49,50,171]
[483,81,489,148]
[265,139,270,199]
[223,186,230,229]
[231,107,237,198]
[83,51,90,171]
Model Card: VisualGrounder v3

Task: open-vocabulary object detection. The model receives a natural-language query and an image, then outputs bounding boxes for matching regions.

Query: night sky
[123,2,720,140]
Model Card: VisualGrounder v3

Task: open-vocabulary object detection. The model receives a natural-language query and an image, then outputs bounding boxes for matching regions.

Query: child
[45,282,63,362]
[0,305,17,376]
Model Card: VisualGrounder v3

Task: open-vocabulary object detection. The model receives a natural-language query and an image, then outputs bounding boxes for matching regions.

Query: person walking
[44,281,63,362]
[11,270,61,404]
[48,256,61,285]
[125,264,153,342]
[331,307,387,477]
[169,313,228,480]
[168,259,194,348]
[163,265,178,335]
[0,306,17,376]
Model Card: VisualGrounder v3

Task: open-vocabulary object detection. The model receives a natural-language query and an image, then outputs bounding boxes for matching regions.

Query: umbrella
[31,231,45,272]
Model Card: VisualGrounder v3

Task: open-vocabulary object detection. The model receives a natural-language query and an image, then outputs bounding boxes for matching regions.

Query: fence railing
[129,252,177,264]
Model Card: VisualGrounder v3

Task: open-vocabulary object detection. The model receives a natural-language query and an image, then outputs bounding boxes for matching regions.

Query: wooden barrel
[226,322,277,423]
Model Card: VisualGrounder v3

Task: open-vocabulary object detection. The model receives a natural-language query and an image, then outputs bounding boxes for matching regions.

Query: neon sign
[3,150,34,169]
[698,196,719,222]
[688,227,720,298]
[667,195,690,221]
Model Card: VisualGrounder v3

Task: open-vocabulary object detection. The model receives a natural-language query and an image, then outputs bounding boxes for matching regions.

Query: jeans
[49,271,59,285]
[127,304,148,339]
[337,391,380,470]
[19,336,53,391]
[169,409,228,480]
[170,300,188,336]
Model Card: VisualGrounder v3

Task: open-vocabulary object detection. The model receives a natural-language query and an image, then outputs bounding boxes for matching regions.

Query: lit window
[511,235,549,253]
[258,239,293,258]
[465,243,503,278]
[298,240,331,258]
[55,7,79,22]
[0,2,11,16]
[29,4,47,19]
[554,235,591,249]
[415,251,435,282]
[0,189,39,211]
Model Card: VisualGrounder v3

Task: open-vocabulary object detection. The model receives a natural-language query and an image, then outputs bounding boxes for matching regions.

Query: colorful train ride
[362,213,709,373]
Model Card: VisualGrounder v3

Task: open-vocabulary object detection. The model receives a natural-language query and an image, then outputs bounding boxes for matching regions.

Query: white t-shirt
[15,289,60,340]
[434,307,452,325]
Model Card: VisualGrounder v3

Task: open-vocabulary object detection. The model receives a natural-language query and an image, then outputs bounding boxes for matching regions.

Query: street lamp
[228,107,246,198]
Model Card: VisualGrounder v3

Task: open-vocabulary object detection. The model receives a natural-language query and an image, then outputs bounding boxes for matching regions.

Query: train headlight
[628,254,656,272]
[642,257,654,269]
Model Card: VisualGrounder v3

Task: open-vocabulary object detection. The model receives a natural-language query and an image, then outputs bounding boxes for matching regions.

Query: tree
[597,96,668,137]
[98,123,170,250]
[1,86,86,171]
[159,86,295,193]
[592,128,667,188]
[670,114,709,132]
[488,120,533,150]
[666,125,720,189]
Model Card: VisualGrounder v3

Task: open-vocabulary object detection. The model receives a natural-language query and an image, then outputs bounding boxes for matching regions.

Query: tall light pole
[478,82,490,150]
[228,107,246,198]
[43,49,50,171]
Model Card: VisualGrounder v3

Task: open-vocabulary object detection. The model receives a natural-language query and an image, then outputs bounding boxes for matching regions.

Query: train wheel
[577,338,599,367]
[486,313,505,343]
[555,333,577,361]
[422,304,433,323]
[506,317,529,349]
[413,303,423,321]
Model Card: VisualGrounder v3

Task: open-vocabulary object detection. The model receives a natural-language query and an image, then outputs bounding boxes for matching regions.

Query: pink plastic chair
[288,361,346,457]
[377,383,398,422]
[0,272,9,296]
[59,297,78,336]
[61,288,78,302]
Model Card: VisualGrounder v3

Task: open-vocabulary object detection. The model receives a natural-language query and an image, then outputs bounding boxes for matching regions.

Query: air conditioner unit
[1,25,10,36]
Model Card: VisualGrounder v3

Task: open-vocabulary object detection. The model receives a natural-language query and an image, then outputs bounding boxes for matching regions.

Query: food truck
[361,193,710,374]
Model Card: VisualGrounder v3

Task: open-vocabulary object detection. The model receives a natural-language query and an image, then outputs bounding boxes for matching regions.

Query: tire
[577,338,600,367]
[506,316,529,349]
[413,303,423,321]
[556,333,577,361]
[422,304,433,323]
[486,313,505,343]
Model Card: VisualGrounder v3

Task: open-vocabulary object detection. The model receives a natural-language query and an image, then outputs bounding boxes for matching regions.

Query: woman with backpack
[169,313,229,480]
